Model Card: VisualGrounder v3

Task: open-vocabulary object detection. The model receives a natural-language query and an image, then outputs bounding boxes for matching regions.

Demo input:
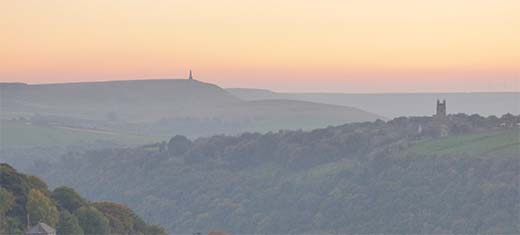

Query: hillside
[0,163,166,234]
[227,88,520,118]
[34,114,520,234]
[1,80,240,122]
[1,80,382,136]
[0,120,163,149]
[1,79,381,171]
[0,120,164,171]
[409,129,519,156]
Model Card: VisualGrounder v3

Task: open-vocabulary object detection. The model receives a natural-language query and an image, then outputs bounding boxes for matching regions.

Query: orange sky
[1,0,519,92]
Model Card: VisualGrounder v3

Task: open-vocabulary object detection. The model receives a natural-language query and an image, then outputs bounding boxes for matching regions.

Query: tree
[75,206,110,235]
[0,163,32,229]
[52,186,86,212]
[0,188,15,234]
[26,176,50,196]
[143,224,167,235]
[168,135,192,156]
[56,210,84,235]
[26,189,59,227]
[133,217,167,235]
[0,187,14,215]
[92,202,135,234]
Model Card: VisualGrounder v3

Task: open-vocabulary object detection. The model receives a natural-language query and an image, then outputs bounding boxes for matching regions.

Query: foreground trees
[56,211,83,235]
[0,163,166,235]
[52,186,86,212]
[0,188,15,234]
[75,206,110,235]
[26,189,59,227]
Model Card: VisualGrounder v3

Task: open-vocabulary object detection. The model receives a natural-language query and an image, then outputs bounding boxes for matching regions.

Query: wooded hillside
[35,114,520,234]
[0,164,166,234]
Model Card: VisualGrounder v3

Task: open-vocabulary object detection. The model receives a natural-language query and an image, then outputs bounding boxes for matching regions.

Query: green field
[409,129,520,157]
[0,121,165,149]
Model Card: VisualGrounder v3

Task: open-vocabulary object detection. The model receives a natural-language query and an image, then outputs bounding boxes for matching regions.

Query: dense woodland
[0,164,166,234]
[33,114,520,234]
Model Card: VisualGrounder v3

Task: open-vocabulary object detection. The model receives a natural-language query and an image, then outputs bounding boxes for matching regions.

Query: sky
[1,0,519,93]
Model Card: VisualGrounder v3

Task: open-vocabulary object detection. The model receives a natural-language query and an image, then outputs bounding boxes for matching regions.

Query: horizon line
[1,78,519,95]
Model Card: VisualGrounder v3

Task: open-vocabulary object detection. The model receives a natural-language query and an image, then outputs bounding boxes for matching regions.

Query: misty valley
[3,1,520,234]
[1,79,519,234]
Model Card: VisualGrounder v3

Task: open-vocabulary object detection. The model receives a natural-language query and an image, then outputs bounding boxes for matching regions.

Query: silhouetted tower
[436,99,446,117]
[189,70,193,80]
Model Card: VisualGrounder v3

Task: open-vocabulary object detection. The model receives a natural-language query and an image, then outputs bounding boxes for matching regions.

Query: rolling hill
[1,80,240,122]
[227,88,520,118]
[1,79,382,170]
[1,80,382,137]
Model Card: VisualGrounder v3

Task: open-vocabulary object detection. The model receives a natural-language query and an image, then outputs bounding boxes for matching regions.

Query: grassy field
[0,121,164,149]
[409,129,520,157]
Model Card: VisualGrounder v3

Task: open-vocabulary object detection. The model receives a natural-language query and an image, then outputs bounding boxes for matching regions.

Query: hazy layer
[1,80,382,138]
[1,1,519,92]
[228,88,520,118]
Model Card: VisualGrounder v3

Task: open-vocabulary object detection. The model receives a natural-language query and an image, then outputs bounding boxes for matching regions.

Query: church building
[435,99,446,118]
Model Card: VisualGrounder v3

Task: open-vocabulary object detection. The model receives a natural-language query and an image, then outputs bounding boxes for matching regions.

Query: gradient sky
[1,0,519,92]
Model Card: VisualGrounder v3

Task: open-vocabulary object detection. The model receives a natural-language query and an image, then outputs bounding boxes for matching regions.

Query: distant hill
[227,88,520,118]
[1,80,382,138]
[226,88,278,100]
[1,80,240,122]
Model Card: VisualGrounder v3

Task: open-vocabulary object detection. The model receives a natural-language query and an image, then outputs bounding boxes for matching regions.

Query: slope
[34,114,520,234]
[409,129,519,157]
[227,88,520,118]
[1,80,383,137]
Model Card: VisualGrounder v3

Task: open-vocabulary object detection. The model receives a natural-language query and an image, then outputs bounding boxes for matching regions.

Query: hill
[1,80,240,122]
[33,114,520,234]
[0,163,166,234]
[227,88,520,118]
[0,120,164,171]
[0,120,163,149]
[1,79,381,170]
[1,80,382,136]
[409,129,519,156]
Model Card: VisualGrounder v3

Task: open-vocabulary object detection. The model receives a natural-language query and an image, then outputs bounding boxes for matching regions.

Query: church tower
[434,99,448,137]
[189,70,193,80]
[435,99,446,117]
